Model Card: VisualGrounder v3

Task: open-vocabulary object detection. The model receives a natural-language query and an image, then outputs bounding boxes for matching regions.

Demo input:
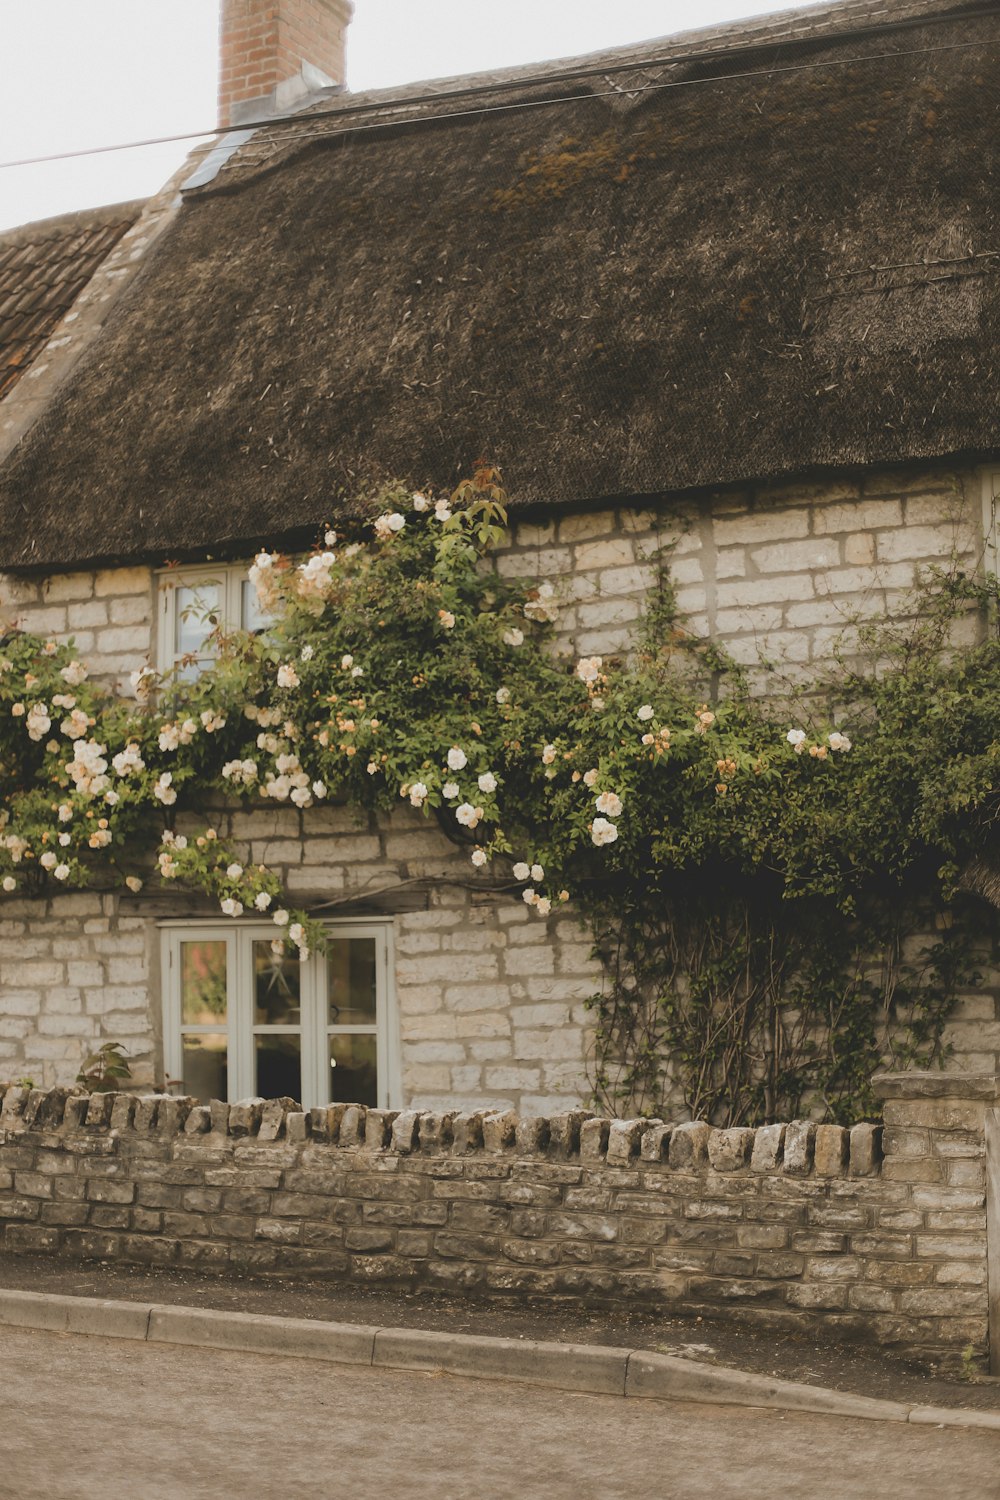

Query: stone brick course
[0,1071,993,1365]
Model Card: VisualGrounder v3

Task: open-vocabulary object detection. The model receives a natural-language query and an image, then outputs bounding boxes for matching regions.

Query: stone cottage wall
[0,460,996,1106]
[0,1071,993,1367]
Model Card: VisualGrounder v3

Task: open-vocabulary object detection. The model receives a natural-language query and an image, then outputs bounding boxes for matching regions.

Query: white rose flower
[351,666,364,678]
[576,655,603,684]
[595,791,623,818]
[40,851,57,870]
[455,802,483,829]
[530,863,544,883]
[637,704,654,721]
[591,817,620,847]
[447,746,468,771]
[374,511,406,540]
[312,780,327,799]
[541,744,557,765]
[254,891,273,911]
[442,781,460,800]
[273,908,290,926]
[478,772,497,794]
[502,628,524,647]
[54,864,70,882]
[58,804,72,822]
[535,897,552,917]
[1,876,15,892]
[300,644,314,661]
[512,862,530,881]
[412,492,429,511]
[583,768,599,788]
[220,897,243,917]
[470,849,487,867]
[58,833,71,847]
[434,499,453,522]
[341,654,354,669]
[409,782,429,807]
[60,661,88,687]
[125,876,143,893]
[495,687,511,705]
[153,772,177,806]
[786,728,807,752]
[438,610,455,629]
[828,731,852,752]
[200,710,226,733]
[226,862,244,880]
[522,887,537,905]
[277,663,300,689]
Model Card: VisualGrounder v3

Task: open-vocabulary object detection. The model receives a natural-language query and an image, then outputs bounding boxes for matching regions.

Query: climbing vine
[1,467,998,1121]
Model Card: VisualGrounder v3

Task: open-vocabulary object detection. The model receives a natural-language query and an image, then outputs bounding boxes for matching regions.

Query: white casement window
[156,563,270,678]
[161,922,399,1110]
[981,468,1000,580]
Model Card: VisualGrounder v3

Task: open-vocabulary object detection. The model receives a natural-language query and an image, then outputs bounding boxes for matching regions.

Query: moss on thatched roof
[1,0,998,569]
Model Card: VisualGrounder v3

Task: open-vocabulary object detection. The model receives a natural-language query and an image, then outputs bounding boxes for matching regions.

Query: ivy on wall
[1,468,997,1121]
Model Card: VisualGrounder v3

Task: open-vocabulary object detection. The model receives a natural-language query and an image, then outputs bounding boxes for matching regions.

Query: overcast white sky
[0,0,823,232]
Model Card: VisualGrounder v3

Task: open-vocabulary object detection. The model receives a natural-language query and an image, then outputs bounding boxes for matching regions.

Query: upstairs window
[156,563,271,679]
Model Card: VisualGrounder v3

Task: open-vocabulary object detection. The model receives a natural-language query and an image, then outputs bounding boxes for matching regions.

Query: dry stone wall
[0,1072,992,1366]
[0,459,997,1105]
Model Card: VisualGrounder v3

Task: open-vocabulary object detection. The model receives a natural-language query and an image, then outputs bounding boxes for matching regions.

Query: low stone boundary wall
[0,1074,993,1365]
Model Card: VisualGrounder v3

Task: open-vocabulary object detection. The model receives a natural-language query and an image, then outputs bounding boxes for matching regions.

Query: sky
[0,0,825,233]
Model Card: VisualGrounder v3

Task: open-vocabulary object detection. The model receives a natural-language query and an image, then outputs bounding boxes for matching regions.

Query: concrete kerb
[0,1287,997,1431]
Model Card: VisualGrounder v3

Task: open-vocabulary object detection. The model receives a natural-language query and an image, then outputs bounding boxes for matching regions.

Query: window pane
[255,1034,301,1102]
[182,1033,228,1103]
[241,578,273,634]
[329,1033,377,1108]
[253,941,301,1025]
[174,581,222,657]
[327,938,377,1026]
[180,941,228,1024]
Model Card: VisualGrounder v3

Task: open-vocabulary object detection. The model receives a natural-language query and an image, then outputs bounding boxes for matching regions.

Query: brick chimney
[219,0,354,127]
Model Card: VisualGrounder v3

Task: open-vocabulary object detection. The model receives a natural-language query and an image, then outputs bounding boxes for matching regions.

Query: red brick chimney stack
[219,0,354,128]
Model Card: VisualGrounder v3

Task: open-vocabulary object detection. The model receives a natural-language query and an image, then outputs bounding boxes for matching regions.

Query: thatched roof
[1,0,998,570]
[0,203,139,402]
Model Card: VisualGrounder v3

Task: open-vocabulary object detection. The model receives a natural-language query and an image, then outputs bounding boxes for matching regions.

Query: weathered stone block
[814,1125,848,1177]
[514,1116,550,1155]
[668,1122,711,1169]
[849,1123,882,1177]
[750,1123,785,1172]
[339,1105,366,1148]
[482,1110,518,1152]
[639,1124,671,1163]
[579,1118,610,1162]
[708,1127,754,1172]
[783,1121,816,1175]
[606,1119,649,1166]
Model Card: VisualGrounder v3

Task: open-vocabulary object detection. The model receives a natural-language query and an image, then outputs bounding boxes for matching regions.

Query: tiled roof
[0,203,141,401]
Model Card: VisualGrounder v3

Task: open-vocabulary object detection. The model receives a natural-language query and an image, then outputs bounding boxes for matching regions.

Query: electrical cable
[0,13,993,174]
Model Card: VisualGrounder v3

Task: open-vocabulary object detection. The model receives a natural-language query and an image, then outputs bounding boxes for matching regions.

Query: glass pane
[182,1033,228,1103]
[174,581,222,657]
[180,941,228,1024]
[255,1034,301,1102]
[327,938,377,1026]
[329,1033,377,1108]
[242,578,273,634]
[253,941,301,1025]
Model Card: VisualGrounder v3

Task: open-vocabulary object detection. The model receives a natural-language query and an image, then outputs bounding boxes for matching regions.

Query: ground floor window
[161,922,398,1110]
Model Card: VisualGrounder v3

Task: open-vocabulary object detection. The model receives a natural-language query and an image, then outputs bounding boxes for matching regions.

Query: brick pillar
[219,0,354,128]
[873,1071,994,1369]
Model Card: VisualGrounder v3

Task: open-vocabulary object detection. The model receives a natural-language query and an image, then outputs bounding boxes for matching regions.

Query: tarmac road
[2,1325,997,1500]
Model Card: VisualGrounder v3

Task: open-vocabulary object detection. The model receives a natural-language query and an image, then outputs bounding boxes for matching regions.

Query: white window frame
[981,466,1000,581]
[155,562,261,677]
[160,919,400,1110]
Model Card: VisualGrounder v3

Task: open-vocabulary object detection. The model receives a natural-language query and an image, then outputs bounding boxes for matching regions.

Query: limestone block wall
[0,1071,992,1366]
[0,458,996,1105]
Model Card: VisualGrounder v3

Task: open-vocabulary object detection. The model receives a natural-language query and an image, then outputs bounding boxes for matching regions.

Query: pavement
[4,1324,1000,1500]
[1,1283,999,1432]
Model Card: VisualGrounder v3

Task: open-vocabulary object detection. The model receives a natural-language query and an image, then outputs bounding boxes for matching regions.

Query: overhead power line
[0,18,993,175]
